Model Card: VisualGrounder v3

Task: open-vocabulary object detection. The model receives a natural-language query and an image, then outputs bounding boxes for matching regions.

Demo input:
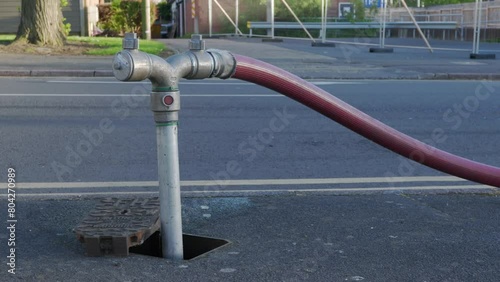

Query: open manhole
[75,197,230,259]
[130,231,230,260]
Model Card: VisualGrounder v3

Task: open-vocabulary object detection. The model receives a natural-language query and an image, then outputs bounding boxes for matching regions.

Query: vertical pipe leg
[472,0,479,54]
[323,0,328,43]
[235,0,239,36]
[271,0,275,39]
[209,0,213,37]
[157,123,184,260]
[321,0,325,43]
[382,0,387,48]
[476,0,483,54]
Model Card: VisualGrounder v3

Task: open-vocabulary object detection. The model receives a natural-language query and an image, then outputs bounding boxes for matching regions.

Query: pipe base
[369,47,394,53]
[470,53,496,60]
[312,42,336,47]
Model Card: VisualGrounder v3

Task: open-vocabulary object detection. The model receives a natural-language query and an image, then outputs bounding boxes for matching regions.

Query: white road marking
[1,176,494,198]
[0,176,469,189]
[0,185,494,198]
[0,93,282,97]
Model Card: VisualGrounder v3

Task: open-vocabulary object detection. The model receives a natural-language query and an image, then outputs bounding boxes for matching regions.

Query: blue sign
[364,0,385,8]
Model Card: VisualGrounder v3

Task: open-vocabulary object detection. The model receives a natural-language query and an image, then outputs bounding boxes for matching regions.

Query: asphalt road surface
[1,77,499,197]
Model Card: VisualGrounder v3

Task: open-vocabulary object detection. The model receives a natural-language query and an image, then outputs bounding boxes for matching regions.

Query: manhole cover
[75,198,160,256]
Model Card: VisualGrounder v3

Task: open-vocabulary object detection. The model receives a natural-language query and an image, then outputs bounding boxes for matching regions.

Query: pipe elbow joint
[113,49,177,88]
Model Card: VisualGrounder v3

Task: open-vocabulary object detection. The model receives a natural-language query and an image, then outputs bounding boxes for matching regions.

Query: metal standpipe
[112,33,236,260]
[152,85,183,260]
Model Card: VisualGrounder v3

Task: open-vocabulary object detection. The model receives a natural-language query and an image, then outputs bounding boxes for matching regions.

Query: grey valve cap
[189,34,206,51]
[123,33,139,50]
[112,51,134,81]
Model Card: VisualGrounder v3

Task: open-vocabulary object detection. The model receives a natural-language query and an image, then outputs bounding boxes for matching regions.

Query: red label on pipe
[163,95,174,106]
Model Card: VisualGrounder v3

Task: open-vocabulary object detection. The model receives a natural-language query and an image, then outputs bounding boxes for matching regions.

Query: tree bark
[14,0,66,47]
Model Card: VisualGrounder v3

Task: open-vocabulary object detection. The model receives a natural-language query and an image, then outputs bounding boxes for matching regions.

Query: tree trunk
[14,0,66,47]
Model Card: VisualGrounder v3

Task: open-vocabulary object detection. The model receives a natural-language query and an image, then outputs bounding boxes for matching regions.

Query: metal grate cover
[74,197,160,256]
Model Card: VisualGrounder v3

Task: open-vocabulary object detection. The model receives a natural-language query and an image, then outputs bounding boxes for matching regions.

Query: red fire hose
[232,54,500,188]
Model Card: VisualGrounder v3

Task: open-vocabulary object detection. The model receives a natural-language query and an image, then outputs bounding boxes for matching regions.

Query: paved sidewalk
[0,54,113,77]
[2,192,500,281]
[0,37,499,79]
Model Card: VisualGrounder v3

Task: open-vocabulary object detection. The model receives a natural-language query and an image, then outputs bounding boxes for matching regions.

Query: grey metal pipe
[157,124,183,260]
[475,0,483,54]
[209,0,213,37]
[112,34,236,260]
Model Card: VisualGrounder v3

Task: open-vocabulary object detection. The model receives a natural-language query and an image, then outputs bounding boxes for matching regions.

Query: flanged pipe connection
[112,33,236,89]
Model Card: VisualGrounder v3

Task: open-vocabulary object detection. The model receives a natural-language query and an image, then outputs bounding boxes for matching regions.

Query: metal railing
[247,21,459,37]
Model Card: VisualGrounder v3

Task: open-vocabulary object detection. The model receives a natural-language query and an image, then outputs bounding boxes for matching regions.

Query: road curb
[31,70,95,77]
[95,70,114,77]
[0,69,114,77]
[0,70,31,76]
[445,73,500,80]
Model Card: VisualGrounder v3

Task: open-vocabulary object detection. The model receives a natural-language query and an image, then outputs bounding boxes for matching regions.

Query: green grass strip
[67,36,166,56]
[0,35,166,56]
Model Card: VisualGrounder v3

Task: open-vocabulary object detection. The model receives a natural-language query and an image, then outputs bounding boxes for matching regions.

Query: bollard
[112,33,236,260]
